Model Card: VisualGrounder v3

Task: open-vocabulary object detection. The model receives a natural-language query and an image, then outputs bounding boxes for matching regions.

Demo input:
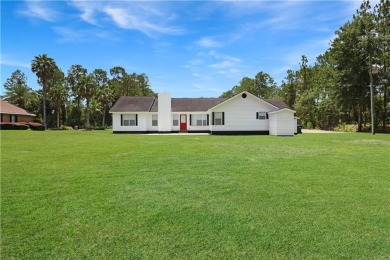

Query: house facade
[109,91,297,136]
[0,100,35,123]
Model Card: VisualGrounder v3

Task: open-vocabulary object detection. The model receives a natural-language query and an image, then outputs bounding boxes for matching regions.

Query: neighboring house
[0,100,35,123]
[109,91,297,136]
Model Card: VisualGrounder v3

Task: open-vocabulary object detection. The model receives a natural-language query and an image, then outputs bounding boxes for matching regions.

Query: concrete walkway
[302,129,344,134]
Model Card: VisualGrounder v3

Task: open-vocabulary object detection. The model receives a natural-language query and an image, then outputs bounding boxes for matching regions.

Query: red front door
[180,114,187,131]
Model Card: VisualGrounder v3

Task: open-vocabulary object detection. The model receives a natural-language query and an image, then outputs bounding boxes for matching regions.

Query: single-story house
[109,91,297,136]
[0,100,35,123]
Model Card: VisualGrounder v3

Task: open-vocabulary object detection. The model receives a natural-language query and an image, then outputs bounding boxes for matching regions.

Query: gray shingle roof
[109,96,155,112]
[265,99,291,109]
[109,95,290,113]
[150,98,228,112]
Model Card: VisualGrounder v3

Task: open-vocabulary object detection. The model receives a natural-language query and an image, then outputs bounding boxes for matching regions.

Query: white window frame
[191,114,208,126]
[122,114,137,126]
[257,112,267,120]
[214,112,223,125]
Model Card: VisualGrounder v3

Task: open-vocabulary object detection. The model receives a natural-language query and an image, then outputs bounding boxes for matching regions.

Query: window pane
[191,115,197,126]
[214,112,222,125]
[258,112,266,120]
[152,114,158,126]
[172,115,178,126]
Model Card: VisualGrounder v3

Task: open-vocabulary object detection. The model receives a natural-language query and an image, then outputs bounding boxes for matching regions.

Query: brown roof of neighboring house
[0,100,35,116]
[150,98,228,112]
[109,94,290,113]
[109,96,156,112]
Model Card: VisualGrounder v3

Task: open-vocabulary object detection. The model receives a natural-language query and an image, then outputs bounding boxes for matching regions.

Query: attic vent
[242,93,247,98]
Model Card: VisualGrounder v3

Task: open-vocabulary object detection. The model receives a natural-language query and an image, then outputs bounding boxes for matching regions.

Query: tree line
[3,0,388,131]
[3,55,155,129]
[221,0,389,132]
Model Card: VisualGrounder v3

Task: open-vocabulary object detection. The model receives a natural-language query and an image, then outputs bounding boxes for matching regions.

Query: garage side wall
[269,110,295,136]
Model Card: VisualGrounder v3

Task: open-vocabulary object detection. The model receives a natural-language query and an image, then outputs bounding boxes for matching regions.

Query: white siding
[294,118,298,134]
[158,93,171,132]
[171,113,180,132]
[269,110,295,136]
[269,114,277,135]
[112,112,147,132]
[210,94,277,132]
[187,112,210,132]
[146,113,158,132]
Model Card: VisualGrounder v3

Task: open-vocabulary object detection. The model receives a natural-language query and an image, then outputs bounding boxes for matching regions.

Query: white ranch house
[109,91,297,136]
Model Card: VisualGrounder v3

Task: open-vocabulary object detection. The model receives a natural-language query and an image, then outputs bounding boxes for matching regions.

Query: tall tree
[328,7,371,131]
[219,72,278,98]
[31,54,58,129]
[375,0,390,128]
[137,73,155,96]
[96,84,113,127]
[79,74,96,128]
[92,68,110,126]
[48,68,68,128]
[3,70,34,109]
[67,65,88,126]
[254,71,278,98]
[49,76,68,128]
[281,69,298,108]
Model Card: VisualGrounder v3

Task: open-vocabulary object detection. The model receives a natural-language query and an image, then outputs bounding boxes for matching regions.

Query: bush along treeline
[2,59,156,129]
[220,0,389,132]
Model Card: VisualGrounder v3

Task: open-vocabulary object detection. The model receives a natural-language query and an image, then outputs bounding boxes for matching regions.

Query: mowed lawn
[1,131,389,259]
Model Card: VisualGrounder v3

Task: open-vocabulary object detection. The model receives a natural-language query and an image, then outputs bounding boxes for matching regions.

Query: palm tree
[49,84,68,128]
[79,74,96,128]
[89,99,102,127]
[31,54,58,129]
[67,65,87,127]
[96,84,114,127]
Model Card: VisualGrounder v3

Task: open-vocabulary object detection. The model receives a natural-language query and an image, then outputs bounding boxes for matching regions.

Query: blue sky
[2,0,364,98]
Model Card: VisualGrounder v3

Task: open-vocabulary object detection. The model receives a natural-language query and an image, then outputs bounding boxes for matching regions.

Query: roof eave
[0,112,36,116]
[268,108,296,114]
[208,91,279,111]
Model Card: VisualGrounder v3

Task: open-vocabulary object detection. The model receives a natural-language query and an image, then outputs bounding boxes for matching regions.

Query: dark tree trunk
[384,84,388,128]
[102,109,106,127]
[57,108,60,129]
[43,94,47,129]
[357,106,363,132]
[86,99,90,128]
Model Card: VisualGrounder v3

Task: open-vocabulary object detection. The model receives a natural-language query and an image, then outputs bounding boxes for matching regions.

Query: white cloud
[197,37,222,48]
[19,0,59,22]
[52,26,117,43]
[68,1,184,37]
[69,1,100,25]
[104,7,183,36]
[209,60,236,70]
[0,56,30,69]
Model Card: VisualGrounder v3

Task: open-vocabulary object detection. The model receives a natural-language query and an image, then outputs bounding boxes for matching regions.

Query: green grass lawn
[1,130,390,259]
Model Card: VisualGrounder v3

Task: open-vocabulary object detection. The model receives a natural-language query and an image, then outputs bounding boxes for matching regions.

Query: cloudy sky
[2,0,364,97]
